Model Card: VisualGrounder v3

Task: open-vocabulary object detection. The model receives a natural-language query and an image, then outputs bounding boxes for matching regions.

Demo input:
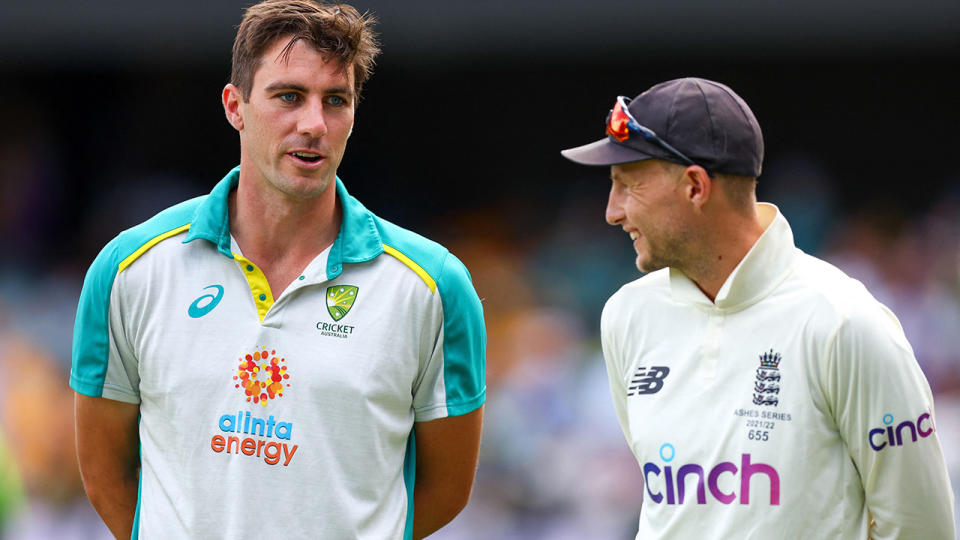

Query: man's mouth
[289,151,323,164]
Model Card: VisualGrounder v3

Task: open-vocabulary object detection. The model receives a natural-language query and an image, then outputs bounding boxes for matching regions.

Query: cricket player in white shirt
[562,77,955,539]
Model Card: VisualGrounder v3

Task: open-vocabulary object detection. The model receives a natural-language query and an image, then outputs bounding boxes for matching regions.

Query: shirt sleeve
[70,240,141,403]
[826,301,956,539]
[600,296,633,448]
[412,252,486,421]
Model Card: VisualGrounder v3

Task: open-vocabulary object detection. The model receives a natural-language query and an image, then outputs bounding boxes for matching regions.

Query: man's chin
[274,173,335,200]
[635,256,665,274]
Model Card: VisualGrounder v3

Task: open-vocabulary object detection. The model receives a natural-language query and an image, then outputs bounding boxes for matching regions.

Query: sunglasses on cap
[605,95,714,177]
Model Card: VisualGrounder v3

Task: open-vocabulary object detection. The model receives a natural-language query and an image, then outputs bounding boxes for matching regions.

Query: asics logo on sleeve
[188,285,225,318]
[628,366,670,396]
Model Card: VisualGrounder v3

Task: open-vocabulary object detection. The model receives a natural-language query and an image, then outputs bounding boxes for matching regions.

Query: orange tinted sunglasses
[606,96,713,177]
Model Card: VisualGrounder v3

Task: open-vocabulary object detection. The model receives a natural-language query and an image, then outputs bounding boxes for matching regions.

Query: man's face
[227,37,355,200]
[606,160,697,273]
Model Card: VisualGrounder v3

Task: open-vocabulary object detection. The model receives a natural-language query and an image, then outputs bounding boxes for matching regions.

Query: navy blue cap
[561,77,764,177]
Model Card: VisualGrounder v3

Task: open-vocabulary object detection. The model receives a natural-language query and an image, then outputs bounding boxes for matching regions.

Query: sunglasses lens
[606,101,631,142]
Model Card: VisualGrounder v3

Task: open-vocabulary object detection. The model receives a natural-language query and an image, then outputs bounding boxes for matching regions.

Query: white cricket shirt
[601,203,955,539]
[71,167,486,539]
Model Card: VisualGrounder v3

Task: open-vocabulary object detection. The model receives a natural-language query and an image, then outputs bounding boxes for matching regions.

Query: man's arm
[75,393,140,540]
[828,305,956,539]
[412,405,483,539]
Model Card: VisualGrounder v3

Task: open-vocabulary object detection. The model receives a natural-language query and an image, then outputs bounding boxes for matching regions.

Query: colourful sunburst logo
[234,348,290,406]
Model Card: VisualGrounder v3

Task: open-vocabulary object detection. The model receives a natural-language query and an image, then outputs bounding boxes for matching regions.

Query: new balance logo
[628,366,670,396]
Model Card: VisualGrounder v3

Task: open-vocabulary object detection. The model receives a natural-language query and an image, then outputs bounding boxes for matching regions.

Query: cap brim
[560,137,656,166]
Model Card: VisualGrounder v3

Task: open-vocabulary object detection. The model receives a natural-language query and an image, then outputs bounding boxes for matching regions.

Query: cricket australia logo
[753,349,781,407]
[326,285,358,321]
[628,366,670,396]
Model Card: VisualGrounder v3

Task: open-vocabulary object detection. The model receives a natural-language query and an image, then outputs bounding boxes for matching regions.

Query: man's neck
[228,175,342,297]
[684,204,771,302]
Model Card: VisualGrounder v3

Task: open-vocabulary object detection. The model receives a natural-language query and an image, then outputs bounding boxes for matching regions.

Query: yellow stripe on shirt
[118,224,192,273]
[382,244,437,294]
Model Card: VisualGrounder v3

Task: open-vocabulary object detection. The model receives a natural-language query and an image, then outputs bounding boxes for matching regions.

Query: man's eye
[328,96,346,106]
[279,93,298,103]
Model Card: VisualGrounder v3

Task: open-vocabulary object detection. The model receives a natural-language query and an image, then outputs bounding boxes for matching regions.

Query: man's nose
[298,99,328,138]
[606,186,625,226]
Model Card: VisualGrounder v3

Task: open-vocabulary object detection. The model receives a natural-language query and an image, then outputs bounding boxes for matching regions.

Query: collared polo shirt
[71,167,486,539]
[601,204,955,539]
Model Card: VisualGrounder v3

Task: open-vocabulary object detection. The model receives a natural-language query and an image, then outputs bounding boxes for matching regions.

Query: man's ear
[683,165,713,211]
[222,84,244,131]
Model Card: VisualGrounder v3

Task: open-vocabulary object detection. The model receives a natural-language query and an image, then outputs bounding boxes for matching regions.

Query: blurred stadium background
[1,0,959,538]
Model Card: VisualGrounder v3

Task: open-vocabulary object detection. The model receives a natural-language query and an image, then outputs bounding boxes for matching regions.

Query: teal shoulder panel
[376,217,487,416]
[375,218,448,277]
[70,196,204,397]
[434,251,487,415]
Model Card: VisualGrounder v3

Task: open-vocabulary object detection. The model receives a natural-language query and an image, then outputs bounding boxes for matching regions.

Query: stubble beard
[270,159,337,201]
[636,223,703,276]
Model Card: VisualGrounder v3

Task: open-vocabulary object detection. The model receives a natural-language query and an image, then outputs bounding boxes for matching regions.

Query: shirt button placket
[700,311,724,380]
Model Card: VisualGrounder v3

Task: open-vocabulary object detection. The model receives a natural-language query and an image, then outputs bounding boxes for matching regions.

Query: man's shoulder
[370,215,478,296]
[89,195,207,277]
[786,251,892,326]
[609,268,670,301]
[603,269,670,318]
[374,216,448,266]
[115,196,205,249]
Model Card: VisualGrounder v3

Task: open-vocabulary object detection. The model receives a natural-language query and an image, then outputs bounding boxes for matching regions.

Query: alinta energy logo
[209,347,299,467]
[234,347,290,405]
[642,443,780,506]
[317,285,358,338]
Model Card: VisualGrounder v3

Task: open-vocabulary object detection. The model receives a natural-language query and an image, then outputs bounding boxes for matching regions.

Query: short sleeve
[70,240,141,403]
[413,252,486,421]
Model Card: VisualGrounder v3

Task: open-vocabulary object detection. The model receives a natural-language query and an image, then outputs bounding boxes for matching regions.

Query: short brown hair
[231,0,380,101]
[658,160,757,214]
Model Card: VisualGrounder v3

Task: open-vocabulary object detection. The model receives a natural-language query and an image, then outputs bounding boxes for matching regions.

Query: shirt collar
[183,166,384,278]
[669,203,797,312]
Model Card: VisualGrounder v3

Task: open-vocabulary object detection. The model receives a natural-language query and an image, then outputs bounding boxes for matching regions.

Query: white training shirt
[601,203,955,539]
[71,167,486,540]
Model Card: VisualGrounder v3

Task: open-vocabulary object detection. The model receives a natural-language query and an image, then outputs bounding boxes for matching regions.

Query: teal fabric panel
[376,218,487,416]
[435,253,487,415]
[182,166,239,258]
[402,429,416,540]
[327,178,384,279]
[71,238,123,396]
[131,439,142,540]
[70,196,202,396]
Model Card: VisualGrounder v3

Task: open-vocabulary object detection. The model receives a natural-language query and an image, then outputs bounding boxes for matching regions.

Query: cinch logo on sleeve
[868,412,935,452]
[642,443,780,505]
[188,284,224,318]
[628,366,670,396]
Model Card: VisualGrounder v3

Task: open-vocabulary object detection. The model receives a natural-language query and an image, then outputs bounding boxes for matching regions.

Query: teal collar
[183,166,384,278]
